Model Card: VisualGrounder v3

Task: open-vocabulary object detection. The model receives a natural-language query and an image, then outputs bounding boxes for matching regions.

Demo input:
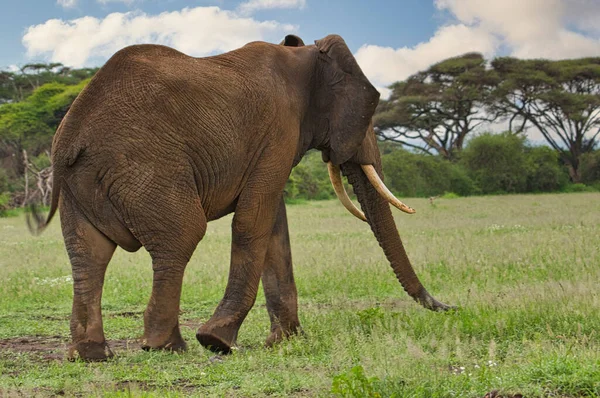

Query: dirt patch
[181,318,202,330]
[112,380,201,396]
[484,391,523,398]
[0,387,70,397]
[108,338,142,352]
[0,336,142,362]
[114,380,153,392]
[0,336,66,361]
[106,311,143,318]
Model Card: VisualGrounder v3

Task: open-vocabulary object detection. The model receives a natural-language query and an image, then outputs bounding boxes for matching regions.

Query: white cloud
[97,0,136,5]
[238,0,306,15]
[375,86,391,100]
[355,0,600,98]
[22,7,295,67]
[57,0,78,8]
[355,24,498,97]
[435,0,600,59]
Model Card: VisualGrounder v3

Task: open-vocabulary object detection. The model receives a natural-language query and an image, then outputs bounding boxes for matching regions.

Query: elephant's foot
[142,325,187,352]
[68,340,114,362]
[265,322,302,347]
[196,320,239,354]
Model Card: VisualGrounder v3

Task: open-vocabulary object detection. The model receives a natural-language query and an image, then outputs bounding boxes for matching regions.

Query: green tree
[382,146,475,197]
[0,80,89,177]
[0,71,30,104]
[525,146,569,192]
[0,63,97,104]
[491,57,600,182]
[579,150,600,187]
[460,132,529,194]
[285,150,334,201]
[374,53,499,160]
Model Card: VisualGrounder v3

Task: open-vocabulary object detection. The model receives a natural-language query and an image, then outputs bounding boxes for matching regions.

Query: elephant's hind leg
[60,194,117,361]
[141,253,193,353]
[135,197,207,353]
[262,198,301,347]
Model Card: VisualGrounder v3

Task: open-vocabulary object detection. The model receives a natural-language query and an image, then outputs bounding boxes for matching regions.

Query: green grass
[1,193,599,397]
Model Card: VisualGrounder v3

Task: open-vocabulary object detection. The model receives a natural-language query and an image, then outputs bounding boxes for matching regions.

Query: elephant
[28,33,452,361]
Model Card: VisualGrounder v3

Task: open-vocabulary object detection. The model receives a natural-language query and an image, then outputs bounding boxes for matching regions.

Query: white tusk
[327,162,367,222]
[361,164,416,214]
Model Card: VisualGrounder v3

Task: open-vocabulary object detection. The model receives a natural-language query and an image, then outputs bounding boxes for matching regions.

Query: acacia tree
[0,71,30,104]
[374,53,499,160]
[0,80,88,177]
[0,63,97,104]
[492,57,600,182]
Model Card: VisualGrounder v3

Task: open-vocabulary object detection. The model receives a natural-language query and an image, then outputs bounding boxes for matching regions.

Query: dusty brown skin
[28,34,451,361]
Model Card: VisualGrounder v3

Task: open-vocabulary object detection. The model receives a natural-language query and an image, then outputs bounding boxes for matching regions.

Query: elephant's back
[55,44,256,156]
[52,45,193,165]
[51,42,282,220]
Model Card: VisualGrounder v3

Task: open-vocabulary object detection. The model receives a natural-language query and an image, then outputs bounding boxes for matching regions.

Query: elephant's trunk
[340,162,453,311]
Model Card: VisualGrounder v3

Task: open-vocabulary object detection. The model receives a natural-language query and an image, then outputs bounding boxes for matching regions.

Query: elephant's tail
[26,168,61,236]
[27,109,88,235]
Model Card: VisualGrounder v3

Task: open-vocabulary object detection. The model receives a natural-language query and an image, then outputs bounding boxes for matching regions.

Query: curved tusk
[361,164,416,214]
[327,162,367,222]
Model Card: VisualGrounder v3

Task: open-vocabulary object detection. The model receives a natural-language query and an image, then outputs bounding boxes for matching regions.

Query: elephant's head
[282,34,453,311]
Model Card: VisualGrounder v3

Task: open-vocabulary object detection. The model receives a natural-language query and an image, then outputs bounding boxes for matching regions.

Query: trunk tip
[415,288,456,312]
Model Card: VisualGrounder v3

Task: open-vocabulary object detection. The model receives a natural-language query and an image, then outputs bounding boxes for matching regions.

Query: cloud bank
[356,0,600,97]
[56,0,78,9]
[29,0,600,99]
[23,7,295,67]
[237,0,306,15]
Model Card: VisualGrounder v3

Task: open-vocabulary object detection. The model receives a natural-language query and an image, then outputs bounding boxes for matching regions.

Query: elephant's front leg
[262,197,301,347]
[197,189,285,353]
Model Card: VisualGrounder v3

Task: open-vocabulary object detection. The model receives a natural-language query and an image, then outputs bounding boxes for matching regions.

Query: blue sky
[1,0,600,97]
[1,1,442,67]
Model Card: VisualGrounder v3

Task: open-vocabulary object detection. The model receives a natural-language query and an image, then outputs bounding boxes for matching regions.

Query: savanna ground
[0,193,599,397]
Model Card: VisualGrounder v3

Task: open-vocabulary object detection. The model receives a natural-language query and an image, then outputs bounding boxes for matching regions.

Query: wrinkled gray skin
[28,34,451,361]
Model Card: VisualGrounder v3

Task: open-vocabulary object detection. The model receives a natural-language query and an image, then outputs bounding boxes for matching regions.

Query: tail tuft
[26,174,60,236]
[26,203,49,236]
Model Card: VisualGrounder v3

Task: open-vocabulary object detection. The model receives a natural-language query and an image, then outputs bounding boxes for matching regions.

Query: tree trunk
[567,163,581,184]
[22,150,29,206]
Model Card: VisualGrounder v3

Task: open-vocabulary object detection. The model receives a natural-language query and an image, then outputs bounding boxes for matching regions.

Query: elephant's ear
[280,35,305,47]
[315,35,380,165]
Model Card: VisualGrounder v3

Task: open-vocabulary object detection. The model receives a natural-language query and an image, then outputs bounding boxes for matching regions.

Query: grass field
[0,193,599,397]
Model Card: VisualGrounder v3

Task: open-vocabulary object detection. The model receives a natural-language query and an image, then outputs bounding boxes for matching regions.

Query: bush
[381,149,420,197]
[0,168,8,193]
[563,183,597,193]
[285,150,334,201]
[460,132,529,194]
[31,152,51,170]
[0,192,10,217]
[579,151,600,185]
[525,146,569,192]
[446,163,478,196]
[441,192,460,199]
[331,365,382,397]
[382,148,476,197]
